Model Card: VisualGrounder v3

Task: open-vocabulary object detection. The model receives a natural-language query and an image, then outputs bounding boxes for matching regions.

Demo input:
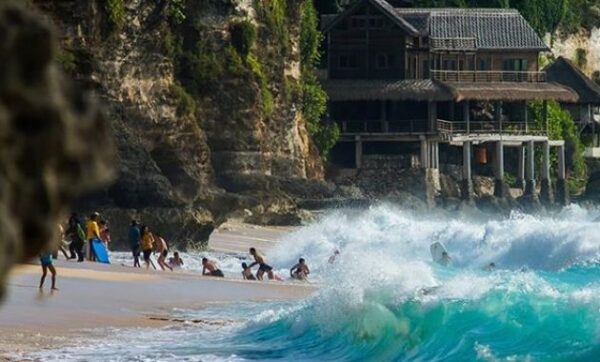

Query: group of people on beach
[38,212,314,290]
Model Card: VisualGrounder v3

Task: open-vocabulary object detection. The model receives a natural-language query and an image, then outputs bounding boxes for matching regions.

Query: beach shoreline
[0,222,312,359]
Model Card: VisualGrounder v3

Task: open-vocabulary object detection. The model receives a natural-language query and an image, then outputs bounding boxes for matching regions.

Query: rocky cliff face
[32,0,326,247]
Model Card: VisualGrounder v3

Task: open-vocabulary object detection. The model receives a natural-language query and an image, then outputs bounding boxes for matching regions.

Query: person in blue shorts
[39,250,58,290]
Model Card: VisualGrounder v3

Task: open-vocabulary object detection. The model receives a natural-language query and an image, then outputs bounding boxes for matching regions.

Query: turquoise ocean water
[20,205,600,361]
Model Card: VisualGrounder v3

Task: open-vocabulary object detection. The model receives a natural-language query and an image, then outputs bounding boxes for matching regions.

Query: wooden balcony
[338,119,428,134]
[436,119,546,136]
[431,70,546,83]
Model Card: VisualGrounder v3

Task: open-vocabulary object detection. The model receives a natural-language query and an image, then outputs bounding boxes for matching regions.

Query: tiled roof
[322,1,548,51]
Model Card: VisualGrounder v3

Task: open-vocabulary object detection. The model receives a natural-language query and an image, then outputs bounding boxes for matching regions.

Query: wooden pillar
[540,141,553,204]
[428,101,437,132]
[525,101,530,133]
[558,145,566,180]
[381,101,389,132]
[543,100,548,134]
[524,140,536,197]
[462,141,473,200]
[355,136,362,169]
[463,101,470,133]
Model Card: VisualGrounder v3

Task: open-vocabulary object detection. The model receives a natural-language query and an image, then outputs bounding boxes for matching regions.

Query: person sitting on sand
[248,247,274,281]
[168,252,184,269]
[202,258,224,277]
[155,233,172,271]
[290,258,310,280]
[129,220,141,268]
[241,262,256,280]
[140,225,155,270]
[39,248,58,290]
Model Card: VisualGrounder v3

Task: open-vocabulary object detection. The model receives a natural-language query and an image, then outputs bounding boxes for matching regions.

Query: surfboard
[91,239,110,264]
[430,242,448,264]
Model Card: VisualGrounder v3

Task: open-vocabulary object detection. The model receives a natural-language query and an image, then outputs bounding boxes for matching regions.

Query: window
[339,54,358,69]
[503,59,528,71]
[479,58,491,71]
[423,60,430,78]
[376,54,395,69]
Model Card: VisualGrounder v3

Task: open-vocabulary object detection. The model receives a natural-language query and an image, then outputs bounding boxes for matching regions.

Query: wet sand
[0,223,312,358]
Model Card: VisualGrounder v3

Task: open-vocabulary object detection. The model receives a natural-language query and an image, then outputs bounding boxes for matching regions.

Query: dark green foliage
[300,0,338,158]
[592,71,600,86]
[247,54,275,116]
[171,83,196,116]
[56,49,76,73]
[229,20,257,58]
[575,48,588,69]
[167,0,187,24]
[255,0,290,55]
[179,48,224,90]
[105,0,125,31]
[530,101,586,193]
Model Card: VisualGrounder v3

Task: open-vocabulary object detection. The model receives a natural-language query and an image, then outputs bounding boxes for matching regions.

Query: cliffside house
[319,0,580,204]
[546,57,600,158]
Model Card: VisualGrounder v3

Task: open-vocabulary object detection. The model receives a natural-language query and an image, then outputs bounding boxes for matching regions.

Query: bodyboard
[92,239,110,264]
[430,242,448,264]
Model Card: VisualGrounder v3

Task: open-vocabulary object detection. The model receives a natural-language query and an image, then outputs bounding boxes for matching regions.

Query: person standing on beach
[39,248,58,290]
[155,233,172,271]
[99,220,111,250]
[202,258,224,277]
[140,225,155,269]
[66,213,85,262]
[86,212,101,261]
[248,247,274,280]
[129,220,141,268]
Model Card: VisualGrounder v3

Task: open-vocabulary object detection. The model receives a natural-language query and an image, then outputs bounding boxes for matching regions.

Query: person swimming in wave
[328,249,340,264]
[168,251,184,270]
[241,262,256,280]
[290,258,310,280]
[440,251,452,266]
[202,257,224,277]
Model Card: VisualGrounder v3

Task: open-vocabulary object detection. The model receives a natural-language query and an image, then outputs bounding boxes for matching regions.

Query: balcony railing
[338,119,428,134]
[431,70,546,83]
[437,120,546,136]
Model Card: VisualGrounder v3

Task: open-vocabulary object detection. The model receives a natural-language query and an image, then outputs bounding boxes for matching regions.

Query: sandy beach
[0,222,312,358]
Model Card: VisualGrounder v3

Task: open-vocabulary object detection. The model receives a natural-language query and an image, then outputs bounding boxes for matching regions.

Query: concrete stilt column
[494,140,509,197]
[420,139,429,168]
[524,140,537,198]
[461,141,473,200]
[355,136,362,169]
[516,145,525,189]
[540,141,553,204]
[433,142,439,169]
[556,145,570,205]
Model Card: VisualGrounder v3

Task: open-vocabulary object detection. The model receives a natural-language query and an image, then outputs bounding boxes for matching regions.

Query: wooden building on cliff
[319,0,580,204]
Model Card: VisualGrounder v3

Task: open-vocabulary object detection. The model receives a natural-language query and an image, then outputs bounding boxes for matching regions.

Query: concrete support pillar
[461,141,473,200]
[524,140,536,197]
[540,141,553,205]
[543,100,548,134]
[516,145,525,189]
[355,136,362,169]
[433,142,439,169]
[420,138,429,169]
[556,145,570,205]
[494,140,509,197]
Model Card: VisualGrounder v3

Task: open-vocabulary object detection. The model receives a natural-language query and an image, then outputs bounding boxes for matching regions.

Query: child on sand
[39,250,57,290]
[241,262,256,280]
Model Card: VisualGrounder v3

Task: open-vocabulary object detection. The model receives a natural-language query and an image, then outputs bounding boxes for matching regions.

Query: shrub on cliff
[229,20,257,58]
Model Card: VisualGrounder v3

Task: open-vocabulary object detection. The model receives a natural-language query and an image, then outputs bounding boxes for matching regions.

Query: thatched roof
[444,82,578,102]
[321,79,453,102]
[545,57,600,105]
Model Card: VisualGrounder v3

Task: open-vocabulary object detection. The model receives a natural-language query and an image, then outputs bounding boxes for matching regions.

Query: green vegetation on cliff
[530,101,586,193]
[105,0,125,31]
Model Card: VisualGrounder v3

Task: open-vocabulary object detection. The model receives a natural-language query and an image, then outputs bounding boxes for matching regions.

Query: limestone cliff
[31,0,326,247]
